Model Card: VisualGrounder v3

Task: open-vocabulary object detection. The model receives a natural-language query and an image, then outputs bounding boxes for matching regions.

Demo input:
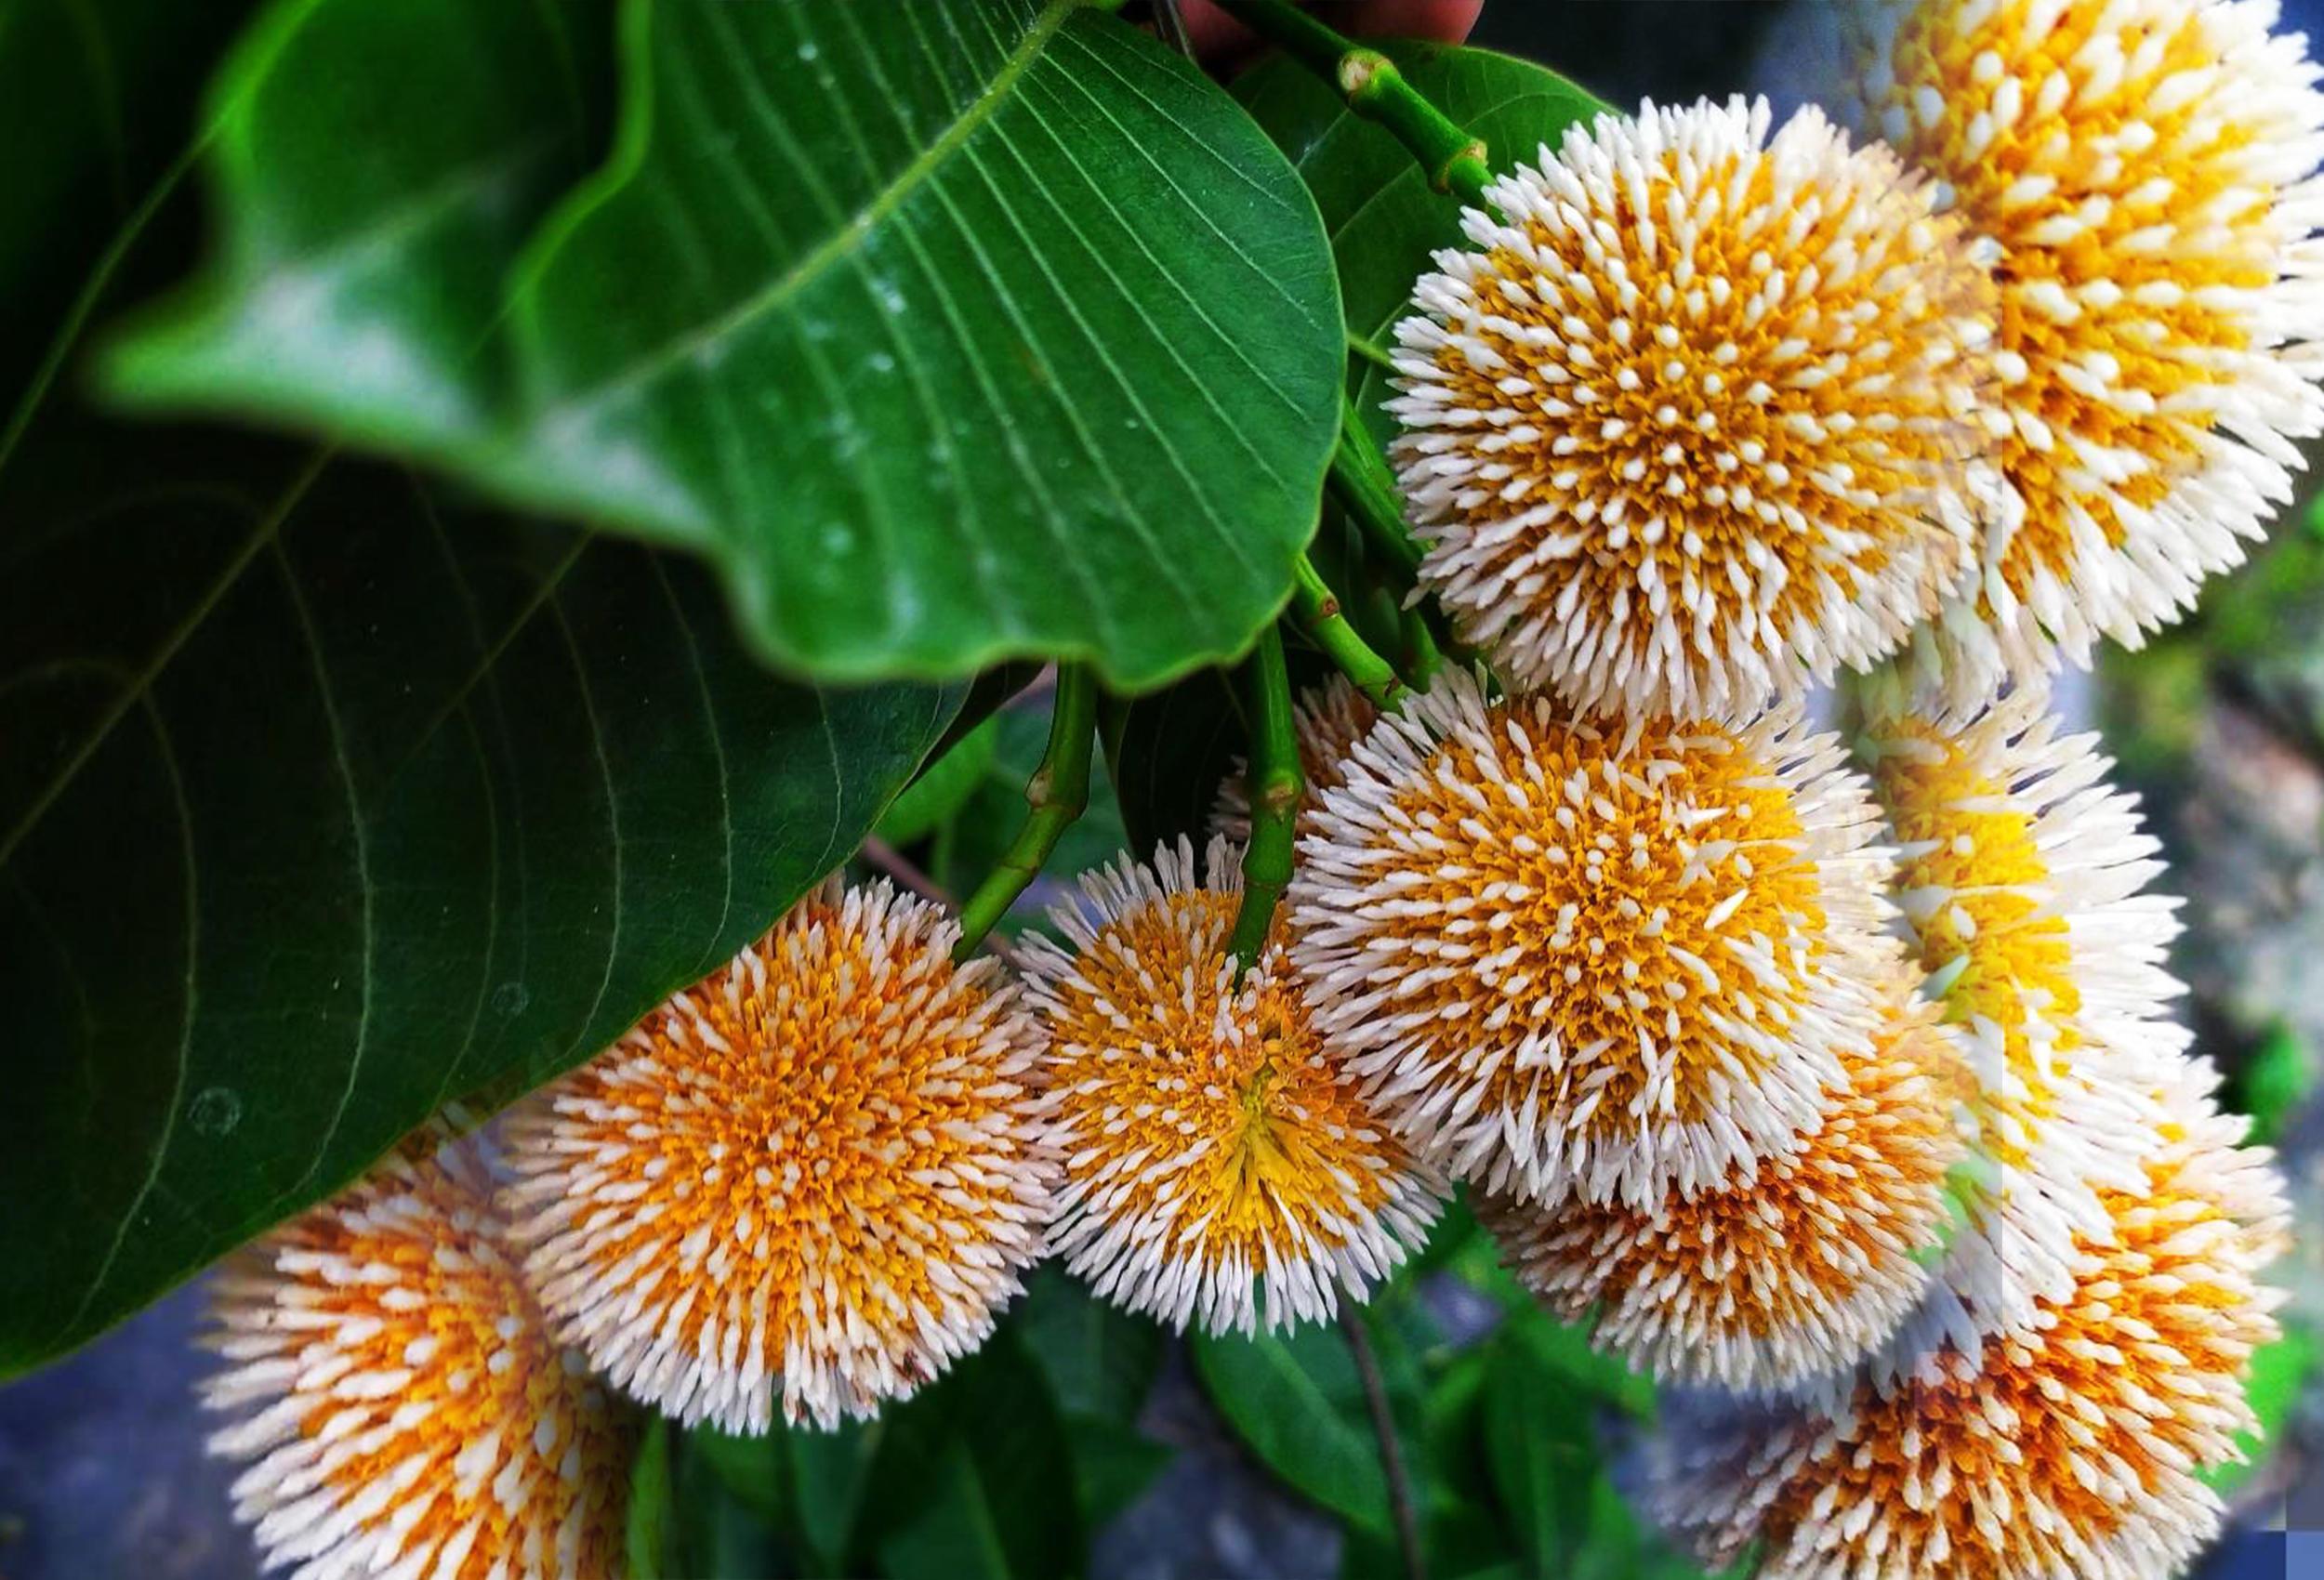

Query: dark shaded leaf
[1017,1265,1166,1421]
[867,1334,1080,1580]
[876,716,999,845]
[0,0,259,385]
[104,0,1345,688]
[791,1420,883,1573]
[1106,668,1247,860]
[0,418,958,1371]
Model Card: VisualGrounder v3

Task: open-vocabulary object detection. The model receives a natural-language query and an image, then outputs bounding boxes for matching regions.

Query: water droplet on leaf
[189,1087,242,1138]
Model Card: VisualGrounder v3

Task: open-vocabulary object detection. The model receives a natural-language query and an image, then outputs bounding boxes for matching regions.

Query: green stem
[951,664,1097,961]
[1399,602,1446,687]
[1293,555,1409,714]
[1346,329,1399,375]
[1217,0,1492,204]
[1329,399,1423,580]
[1227,625,1301,980]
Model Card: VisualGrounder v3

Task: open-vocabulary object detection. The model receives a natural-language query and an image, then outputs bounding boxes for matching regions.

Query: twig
[1227,625,1301,980]
[1340,1307,1427,1580]
[1292,555,1409,713]
[1215,0,1491,204]
[952,665,1097,963]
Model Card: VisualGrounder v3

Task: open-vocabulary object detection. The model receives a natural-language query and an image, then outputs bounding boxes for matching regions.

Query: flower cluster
[191,0,2312,1573]
[1377,0,2309,1570]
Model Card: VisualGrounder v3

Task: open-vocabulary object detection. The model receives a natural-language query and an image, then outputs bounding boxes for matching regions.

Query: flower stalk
[1216,0,1490,204]
[1227,625,1301,979]
[953,664,1097,959]
[1293,554,1409,714]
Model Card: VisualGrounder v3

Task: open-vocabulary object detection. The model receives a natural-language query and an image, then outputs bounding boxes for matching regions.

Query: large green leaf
[0,416,958,1372]
[103,0,1346,688]
[1234,44,1607,448]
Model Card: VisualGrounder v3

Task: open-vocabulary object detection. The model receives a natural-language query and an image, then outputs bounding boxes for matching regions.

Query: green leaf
[1015,1268,1173,1525]
[1191,1323,1392,1537]
[95,0,612,448]
[2233,1025,2317,1146]
[1016,1265,1165,1421]
[672,1426,797,1578]
[0,419,959,1372]
[1234,43,1608,448]
[1481,1327,1599,1574]
[1105,667,1247,860]
[1063,1415,1174,1527]
[790,1421,883,1573]
[627,1415,676,1580]
[877,716,1000,846]
[104,0,1347,689]
[689,1427,793,1528]
[867,1334,1080,1580]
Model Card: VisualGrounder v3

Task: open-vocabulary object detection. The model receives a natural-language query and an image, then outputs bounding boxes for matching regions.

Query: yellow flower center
[1050,889,1399,1267]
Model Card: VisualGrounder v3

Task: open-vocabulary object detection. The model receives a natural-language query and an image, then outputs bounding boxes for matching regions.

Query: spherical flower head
[1651,1051,2289,1580]
[204,1142,629,1580]
[1018,836,1443,1336]
[1482,966,1972,1392]
[1863,0,2324,703]
[1212,674,1380,841]
[1862,685,2185,1287]
[501,877,1056,1432]
[1290,669,1896,1209]
[1389,94,1996,719]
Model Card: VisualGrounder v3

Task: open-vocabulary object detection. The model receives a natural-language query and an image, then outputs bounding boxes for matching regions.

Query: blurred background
[5,4,2321,1578]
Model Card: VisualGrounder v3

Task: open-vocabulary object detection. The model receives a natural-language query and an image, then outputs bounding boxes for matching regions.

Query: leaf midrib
[529,0,1076,425]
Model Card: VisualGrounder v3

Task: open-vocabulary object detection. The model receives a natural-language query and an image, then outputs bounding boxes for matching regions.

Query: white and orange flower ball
[500,877,1057,1432]
[1862,0,2324,703]
[204,1141,629,1580]
[1485,964,1972,1391]
[1019,836,1443,1336]
[1390,94,1998,719]
[1863,685,2188,1333]
[1290,669,1896,1209]
[1652,1051,2289,1580]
